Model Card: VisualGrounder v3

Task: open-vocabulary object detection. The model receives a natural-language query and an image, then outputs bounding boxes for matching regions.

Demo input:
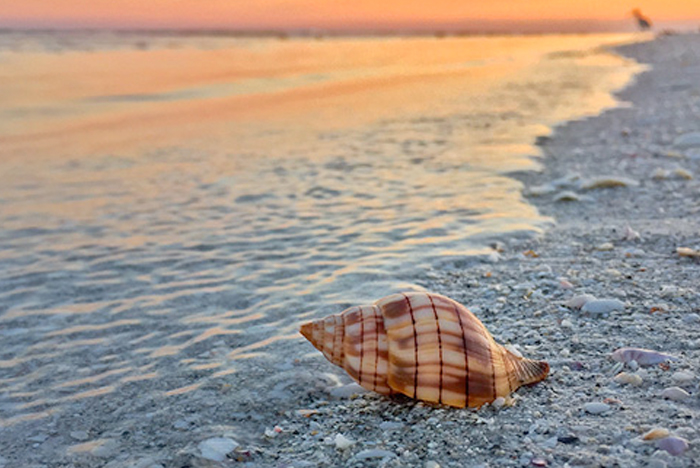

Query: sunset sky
[1,0,700,32]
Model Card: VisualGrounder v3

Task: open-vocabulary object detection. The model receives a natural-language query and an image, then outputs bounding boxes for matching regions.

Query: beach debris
[671,371,694,384]
[558,278,574,289]
[614,372,643,386]
[583,402,611,414]
[530,457,548,467]
[672,167,693,179]
[300,292,549,408]
[581,299,625,314]
[564,294,596,310]
[595,242,614,251]
[656,436,689,456]
[673,131,700,149]
[425,461,441,468]
[354,449,397,461]
[676,247,700,258]
[334,434,354,450]
[296,409,319,417]
[523,249,539,258]
[553,191,582,202]
[198,437,239,462]
[264,426,283,438]
[660,387,690,401]
[652,168,670,180]
[580,176,638,190]
[642,428,670,441]
[611,348,678,366]
[621,225,641,241]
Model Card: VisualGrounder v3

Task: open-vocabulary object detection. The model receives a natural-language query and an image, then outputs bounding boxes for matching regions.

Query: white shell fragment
[554,191,582,202]
[334,434,355,450]
[199,437,239,462]
[622,225,641,241]
[657,436,689,456]
[611,348,678,366]
[564,294,596,310]
[581,299,625,314]
[660,387,690,401]
[583,402,611,414]
[580,176,639,190]
[613,372,643,386]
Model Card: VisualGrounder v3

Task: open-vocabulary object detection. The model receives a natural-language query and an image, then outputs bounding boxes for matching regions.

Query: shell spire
[300,292,549,408]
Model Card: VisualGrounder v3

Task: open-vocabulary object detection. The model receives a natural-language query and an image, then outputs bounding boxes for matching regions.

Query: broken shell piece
[673,168,693,180]
[657,436,689,456]
[580,177,639,190]
[660,386,690,401]
[611,348,678,366]
[677,247,700,258]
[652,168,670,180]
[642,428,670,441]
[622,225,641,241]
[554,191,582,202]
[613,372,643,386]
[564,294,596,310]
[583,402,611,414]
[581,299,625,314]
[300,292,549,408]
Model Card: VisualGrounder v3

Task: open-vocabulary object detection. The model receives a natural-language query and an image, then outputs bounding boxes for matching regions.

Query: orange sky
[1,0,699,31]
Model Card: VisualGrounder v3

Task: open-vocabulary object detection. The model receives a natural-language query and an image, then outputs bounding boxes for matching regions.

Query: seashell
[580,176,638,190]
[300,292,549,408]
[581,299,625,314]
[642,428,670,441]
[564,294,596,310]
[583,402,611,414]
[553,191,582,202]
[677,247,700,258]
[660,386,690,401]
[657,436,689,456]
[613,372,643,386]
[611,347,678,366]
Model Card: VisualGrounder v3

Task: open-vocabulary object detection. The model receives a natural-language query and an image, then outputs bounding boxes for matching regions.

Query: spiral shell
[300,292,549,408]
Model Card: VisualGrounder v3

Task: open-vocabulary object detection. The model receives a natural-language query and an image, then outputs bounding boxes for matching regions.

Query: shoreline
[2,33,700,468]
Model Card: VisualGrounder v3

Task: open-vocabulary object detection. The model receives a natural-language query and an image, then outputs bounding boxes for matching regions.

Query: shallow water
[0,32,645,426]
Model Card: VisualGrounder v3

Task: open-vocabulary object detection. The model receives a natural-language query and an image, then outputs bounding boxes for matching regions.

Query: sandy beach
[1,32,700,468]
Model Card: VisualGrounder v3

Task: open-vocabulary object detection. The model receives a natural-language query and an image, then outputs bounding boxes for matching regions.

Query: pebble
[660,387,690,401]
[673,131,700,149]
[581,299,625,314]
[378,421,404,431]
[334,434,354,450]
[329,383,368,398]
[354,449,396,460]
[613,372,643,386]
[657,436,689,456]
[595,242,614,251]
[583,402,611,414]
[682,313,700,324]
[198,437,239,462]
[425,461,441,468]
[564,294,596,309]
[671,371,694,384]
[69,431,89,441]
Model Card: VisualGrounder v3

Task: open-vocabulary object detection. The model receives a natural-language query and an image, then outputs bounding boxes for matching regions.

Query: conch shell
[300,292,549,408]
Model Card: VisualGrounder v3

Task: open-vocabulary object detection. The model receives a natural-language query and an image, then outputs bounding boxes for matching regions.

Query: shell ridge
[452,301,469,406]
[428,295,444,404]
[359,307,365,386]
[372,306,379,391]
[401,293,419,399]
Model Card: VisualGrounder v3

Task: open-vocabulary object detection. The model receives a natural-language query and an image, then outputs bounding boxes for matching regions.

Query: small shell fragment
[611,348,678,366]
[622,225,641,241]
[553,191,581,202]
[657,436,689,456]
[642,428,670,441]
[613,372,643,386]
[673,168,693,180]
[334,434,354,449]
[581,299,625,314]
[660,386,690,401]
[671,371,694,384]
[564,294,596,310]
[677,247,700,258]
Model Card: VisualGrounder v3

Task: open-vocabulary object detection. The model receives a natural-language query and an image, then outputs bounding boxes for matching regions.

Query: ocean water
[0,31,645,425]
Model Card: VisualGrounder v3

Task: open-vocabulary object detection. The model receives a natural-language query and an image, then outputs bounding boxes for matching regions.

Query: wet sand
[2,33,700,468]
